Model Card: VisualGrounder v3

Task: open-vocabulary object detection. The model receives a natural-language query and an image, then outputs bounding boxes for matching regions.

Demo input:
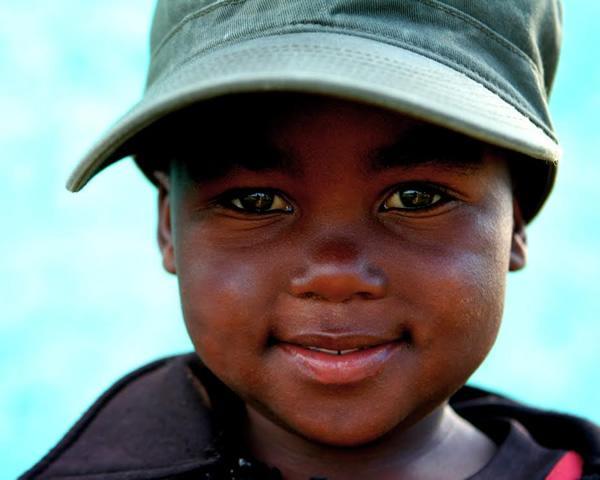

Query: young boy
[22,1,600,479]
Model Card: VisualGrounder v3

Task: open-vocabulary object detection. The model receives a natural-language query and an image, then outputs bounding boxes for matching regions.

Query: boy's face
[157,95,526,447]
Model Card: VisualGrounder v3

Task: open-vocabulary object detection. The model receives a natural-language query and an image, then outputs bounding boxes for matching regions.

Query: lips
[305,346,363,355]
[275,332,410,385]
[277,333,403,351]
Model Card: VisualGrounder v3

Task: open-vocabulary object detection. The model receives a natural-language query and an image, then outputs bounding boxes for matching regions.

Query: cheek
[385,206,514,378]
[175,240,281,376]
[430,214,512,363]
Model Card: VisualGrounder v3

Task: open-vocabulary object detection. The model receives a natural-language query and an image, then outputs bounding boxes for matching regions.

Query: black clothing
[20,354,600,480]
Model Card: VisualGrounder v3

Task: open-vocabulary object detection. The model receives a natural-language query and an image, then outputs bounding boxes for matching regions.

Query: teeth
[306,346,361,355]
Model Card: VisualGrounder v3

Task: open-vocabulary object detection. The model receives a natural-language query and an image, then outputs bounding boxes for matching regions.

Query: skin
[154,94,527,479]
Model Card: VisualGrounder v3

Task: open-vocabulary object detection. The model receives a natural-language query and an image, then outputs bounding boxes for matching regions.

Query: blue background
[1,1,598,478]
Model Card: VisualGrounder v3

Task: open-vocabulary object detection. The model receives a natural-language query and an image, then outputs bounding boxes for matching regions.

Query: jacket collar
[24,354,600,479]
[26,355,228,479]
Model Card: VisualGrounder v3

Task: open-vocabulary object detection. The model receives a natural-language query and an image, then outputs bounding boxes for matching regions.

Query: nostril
[297,292,324,301]
[289,265,387,303]
[354,291,378,301]
[297,291,377,302]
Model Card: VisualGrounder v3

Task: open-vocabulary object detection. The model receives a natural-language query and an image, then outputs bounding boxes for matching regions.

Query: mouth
[274,331,412,385]
[305,346,364,355]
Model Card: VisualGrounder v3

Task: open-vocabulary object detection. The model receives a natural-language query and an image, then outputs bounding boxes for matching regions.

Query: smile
[276,333,409,385]
[305,346,363,355]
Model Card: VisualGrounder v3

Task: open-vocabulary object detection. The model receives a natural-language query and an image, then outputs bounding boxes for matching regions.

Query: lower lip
[278,342,400,385]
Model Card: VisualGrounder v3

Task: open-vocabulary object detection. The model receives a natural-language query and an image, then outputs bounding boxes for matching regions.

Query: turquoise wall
[1,1,598,477]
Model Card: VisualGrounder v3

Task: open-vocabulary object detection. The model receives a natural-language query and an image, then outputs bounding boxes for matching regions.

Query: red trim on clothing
[545,451,584,480]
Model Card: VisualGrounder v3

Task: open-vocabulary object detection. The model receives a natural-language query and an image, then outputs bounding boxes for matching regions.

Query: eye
[221,189,293,214]
[380,184,448,211]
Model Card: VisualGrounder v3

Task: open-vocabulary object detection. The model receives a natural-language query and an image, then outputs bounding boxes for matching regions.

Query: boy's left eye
[221,189,293,214]
[380,184,448,211]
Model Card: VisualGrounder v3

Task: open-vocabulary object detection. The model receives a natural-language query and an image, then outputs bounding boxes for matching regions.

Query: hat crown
[148,0,562,135]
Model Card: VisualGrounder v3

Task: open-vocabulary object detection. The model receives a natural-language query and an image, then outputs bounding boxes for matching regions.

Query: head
[148,92,527,446]
[66,0,562,454]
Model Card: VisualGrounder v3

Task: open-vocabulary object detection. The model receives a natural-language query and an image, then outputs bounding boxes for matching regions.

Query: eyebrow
[178,140,295,182]
[178,123,484,181]
[369,125,484,173]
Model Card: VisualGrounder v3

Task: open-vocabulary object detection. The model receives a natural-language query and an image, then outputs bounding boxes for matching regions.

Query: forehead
[163,93,486,181]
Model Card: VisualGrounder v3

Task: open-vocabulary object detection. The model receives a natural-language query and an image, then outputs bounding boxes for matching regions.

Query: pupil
[401,190,432,207]
[241,192,273,211]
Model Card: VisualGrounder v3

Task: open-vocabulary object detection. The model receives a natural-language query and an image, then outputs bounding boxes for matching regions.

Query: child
[22,1,600,479]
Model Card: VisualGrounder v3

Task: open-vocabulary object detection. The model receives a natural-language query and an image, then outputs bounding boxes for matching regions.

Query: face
[157,94,526,448]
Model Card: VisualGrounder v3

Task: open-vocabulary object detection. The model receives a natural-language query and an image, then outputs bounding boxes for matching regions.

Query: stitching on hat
[165,34,528,115]
[151,0,544,91]
[158,21,531,113]
[151,0,248,60]
[153,25,554,140]
[416,0,543,82]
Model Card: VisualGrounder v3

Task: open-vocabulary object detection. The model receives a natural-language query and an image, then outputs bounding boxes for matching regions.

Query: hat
[67,0,563,221]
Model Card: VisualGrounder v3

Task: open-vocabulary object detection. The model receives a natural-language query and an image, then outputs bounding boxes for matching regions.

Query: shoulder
[452,386,600,478]
[20,354,222,480]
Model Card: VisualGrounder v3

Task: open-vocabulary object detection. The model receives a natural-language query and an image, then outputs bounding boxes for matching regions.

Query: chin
[307,429,390,448]
[285,402,416,448]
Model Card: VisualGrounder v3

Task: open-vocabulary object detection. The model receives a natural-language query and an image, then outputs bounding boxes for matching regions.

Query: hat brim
[67,32,560,195]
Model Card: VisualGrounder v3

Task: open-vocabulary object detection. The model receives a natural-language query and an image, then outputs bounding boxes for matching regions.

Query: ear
[509,197,527,271]
[155,171,177,275]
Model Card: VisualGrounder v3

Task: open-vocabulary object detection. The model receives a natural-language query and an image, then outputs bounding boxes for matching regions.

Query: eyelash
[379,182,453,213]
[215,183,453,215]
[215,189,293,214]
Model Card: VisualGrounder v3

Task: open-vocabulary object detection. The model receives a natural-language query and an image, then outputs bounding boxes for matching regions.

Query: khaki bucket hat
[67,0,563,221]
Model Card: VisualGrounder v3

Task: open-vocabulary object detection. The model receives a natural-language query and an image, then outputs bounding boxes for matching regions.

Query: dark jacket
[20,354,600,480]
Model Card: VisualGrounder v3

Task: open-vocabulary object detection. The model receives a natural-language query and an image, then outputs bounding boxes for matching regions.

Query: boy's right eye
[218,189,293,214]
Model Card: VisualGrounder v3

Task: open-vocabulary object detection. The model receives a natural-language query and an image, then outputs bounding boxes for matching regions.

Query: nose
[289,237,387,303]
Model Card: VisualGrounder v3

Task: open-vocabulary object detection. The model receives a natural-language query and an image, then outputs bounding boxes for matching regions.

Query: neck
[244,403,495,480]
